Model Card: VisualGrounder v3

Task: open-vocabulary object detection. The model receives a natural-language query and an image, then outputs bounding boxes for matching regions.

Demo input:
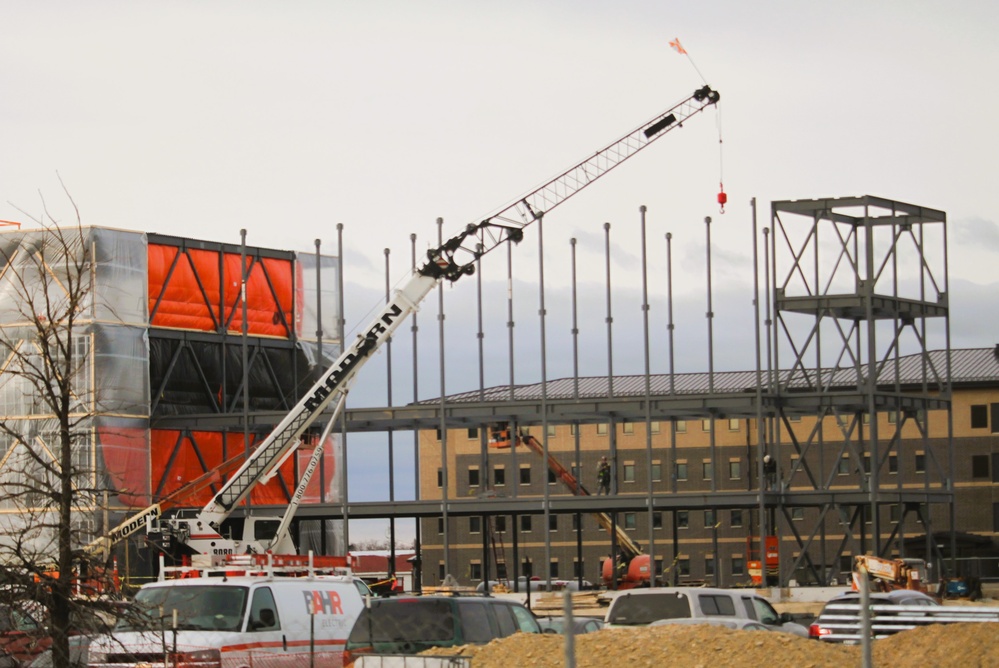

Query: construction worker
[763,453,778,491]
[596,456,611,495]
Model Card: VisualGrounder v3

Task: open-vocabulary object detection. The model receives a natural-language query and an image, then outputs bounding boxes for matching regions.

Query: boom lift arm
[183,85,720,550]
[513,430,643,562]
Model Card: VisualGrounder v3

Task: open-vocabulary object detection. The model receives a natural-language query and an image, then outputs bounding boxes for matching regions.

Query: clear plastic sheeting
[91,228,148,325]
[295,251,340,345]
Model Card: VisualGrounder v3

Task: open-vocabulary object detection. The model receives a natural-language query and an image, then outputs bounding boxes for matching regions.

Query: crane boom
[194,84,720,541]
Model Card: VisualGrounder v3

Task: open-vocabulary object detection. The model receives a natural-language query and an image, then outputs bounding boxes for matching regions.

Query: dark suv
[343,596,541,666]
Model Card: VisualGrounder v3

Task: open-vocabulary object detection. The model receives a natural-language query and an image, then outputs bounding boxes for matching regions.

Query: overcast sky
[4,1,998,544]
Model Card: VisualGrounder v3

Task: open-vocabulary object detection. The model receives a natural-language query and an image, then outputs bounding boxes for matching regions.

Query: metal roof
[432,347,999,404]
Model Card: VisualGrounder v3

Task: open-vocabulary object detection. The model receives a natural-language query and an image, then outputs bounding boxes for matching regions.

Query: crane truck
[142,84,721,568]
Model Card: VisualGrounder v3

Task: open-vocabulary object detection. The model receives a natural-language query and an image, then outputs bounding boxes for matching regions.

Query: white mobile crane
[147,84,721,565]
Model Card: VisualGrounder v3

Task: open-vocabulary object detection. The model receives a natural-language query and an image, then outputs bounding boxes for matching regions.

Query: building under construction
[2,195,997,591]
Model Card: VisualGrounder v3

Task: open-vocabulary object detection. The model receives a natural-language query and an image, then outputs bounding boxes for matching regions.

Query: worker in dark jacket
[596,456,611,495]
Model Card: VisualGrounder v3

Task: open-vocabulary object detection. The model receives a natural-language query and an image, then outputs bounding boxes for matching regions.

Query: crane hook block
[717,185,727,214]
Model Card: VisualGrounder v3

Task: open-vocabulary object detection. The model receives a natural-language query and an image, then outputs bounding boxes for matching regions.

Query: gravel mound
[426,622,999,667]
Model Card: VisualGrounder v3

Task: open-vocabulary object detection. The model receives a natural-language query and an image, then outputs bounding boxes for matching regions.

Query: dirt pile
[429,622,999,667]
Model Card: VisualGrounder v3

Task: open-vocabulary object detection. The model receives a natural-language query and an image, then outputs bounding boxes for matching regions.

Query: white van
[89,575,370,668]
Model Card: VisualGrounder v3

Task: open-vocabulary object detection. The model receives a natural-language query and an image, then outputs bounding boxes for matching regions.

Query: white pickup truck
[604,586,808,637]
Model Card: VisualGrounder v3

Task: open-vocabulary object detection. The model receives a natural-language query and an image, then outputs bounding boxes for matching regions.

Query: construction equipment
[746,535,779,586]
[852,554,929,593]
[146,84,720,565]
[491,426,649,588]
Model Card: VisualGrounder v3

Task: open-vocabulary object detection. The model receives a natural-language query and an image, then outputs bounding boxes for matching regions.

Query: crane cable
[670,37,726,213]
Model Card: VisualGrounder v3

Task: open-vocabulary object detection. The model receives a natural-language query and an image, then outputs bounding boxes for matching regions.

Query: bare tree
[0,194,131,666]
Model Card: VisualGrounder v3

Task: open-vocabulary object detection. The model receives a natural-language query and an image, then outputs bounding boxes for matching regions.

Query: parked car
[809,589,939,643]
[604,587,808,637]
[343,595,541,666]
[0,603,49,668]
[537,616,604,635]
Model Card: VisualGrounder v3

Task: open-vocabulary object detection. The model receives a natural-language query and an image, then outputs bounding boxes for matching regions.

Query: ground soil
[428,619,999,667]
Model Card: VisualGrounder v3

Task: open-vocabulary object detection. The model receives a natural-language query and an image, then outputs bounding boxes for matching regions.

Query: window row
[436,503,926,536]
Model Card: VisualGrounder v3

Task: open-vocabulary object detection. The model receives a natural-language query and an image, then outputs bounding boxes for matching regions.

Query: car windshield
[117,585,248,632]
[348,599,455,644]
[607,592,690,625]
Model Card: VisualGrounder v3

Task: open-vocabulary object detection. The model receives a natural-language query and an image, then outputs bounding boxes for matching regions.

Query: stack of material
[532,591,606,612]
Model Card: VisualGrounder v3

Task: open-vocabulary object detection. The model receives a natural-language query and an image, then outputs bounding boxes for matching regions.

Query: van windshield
[118,585,249,632]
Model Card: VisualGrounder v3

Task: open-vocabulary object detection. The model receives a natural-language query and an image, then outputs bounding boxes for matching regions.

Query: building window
[993,503,999,533]
[862,454,871,474]
[653,512,663,529]
[704,510,716,528]
[677,511,689,529]
[494,466,506,486]
[915,453,926,473]
[622,421,634,434]
[468,467,480,487]
[862,413,870,425]
[675,420,687,433]
[728,418,739,431]
[788,415,801,422]
[731,509,743,528]
[705,557,715,577]
[437,469,443,487]
[546,424,557,437]
[597,423,609,435]
[520,465,531,485]
[731,557,745,576]
[467,427,479,439]
[439,562,446,580]
[651,421,661,434]
[972,455,990,479]
[520,515,532,532]
[570,423,578,436]
[888,411,898,424]
[678,558,690,576]
[624,512,637,530]
[469,517,481,534]
[676,462,688,481]
[971,404,988,429]
[435,428,442,440]
[888,454,898,474]
[889,504,900,524]
[522,560,533,578]
[573,560,584,578]
[437,517,444,535]
[728,460,741,480]
[572,514,582,532]
[549,514,558,532]
[651,461,662,482]
[791,507,804,521]
[548,469,557,484]
[623,462,636,483]
[470,561,482,580]
[840,555,853,573]
[495,516,506,533]
[701,418,712,432]
[702,462,713,480]
[837,456,850,475]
